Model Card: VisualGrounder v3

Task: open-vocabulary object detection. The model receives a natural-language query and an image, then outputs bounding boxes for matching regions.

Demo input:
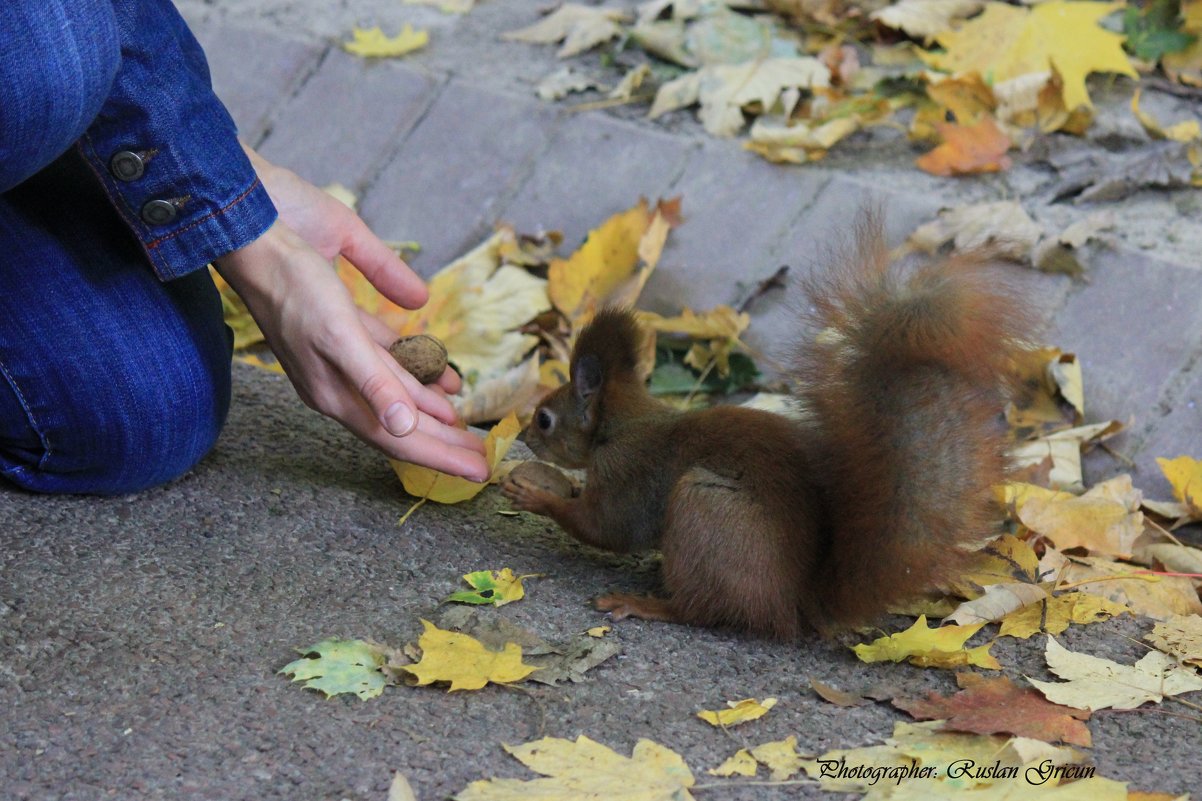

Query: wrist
[213,220,300,301]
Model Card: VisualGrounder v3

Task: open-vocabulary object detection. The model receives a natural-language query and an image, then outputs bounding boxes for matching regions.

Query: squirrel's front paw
[500,474,557,515]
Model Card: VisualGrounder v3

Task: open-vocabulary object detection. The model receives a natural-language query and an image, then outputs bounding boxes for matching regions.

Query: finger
[378,349,460,426]
[435,365,462,394]
[340,402,490,480]
[334,334,419,437]
[414,410,487,454]
[342,216,429,309]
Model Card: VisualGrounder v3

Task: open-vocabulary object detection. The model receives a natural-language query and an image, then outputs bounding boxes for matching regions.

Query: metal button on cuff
[109,150,145,182]
[141,199,178,226]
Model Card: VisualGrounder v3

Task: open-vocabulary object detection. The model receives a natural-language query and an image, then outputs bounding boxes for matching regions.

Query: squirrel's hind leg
[659,467,808,640]
[594,593,679,622]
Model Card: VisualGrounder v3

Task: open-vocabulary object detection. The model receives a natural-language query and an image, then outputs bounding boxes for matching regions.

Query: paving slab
[255,51,442,191]
[188,22,324,145]
[496,112,694,251]
[357,80,562,276]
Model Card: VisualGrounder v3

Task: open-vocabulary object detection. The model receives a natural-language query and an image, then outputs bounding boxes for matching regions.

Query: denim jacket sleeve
[76,0,277,281]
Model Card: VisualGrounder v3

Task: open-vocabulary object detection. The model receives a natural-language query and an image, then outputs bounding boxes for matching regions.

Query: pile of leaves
[502,0,1202,179]
[216,191,774,508]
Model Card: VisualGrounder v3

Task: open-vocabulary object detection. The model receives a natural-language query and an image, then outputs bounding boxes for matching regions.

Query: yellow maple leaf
[401,620,539,691]
[924,1,1137,113]
[998,591,1130,639]
[548,198,679,326]
[706,748,758,777]
[695,697,777,727]
[456,735,695,800]
[1131,89,1202,143]
[748,736,806,782]
[391,412,521,504]
[343,25,429,58]
[853,615,1000,669]
[446,568,537,606]
[1157,455,1202,516]
[1018,474,1144,559]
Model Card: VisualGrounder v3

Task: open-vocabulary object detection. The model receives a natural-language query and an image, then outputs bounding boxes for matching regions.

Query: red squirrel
[501,215,1031,639]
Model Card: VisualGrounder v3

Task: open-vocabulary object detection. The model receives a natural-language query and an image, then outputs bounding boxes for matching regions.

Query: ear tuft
[573,354,603,401]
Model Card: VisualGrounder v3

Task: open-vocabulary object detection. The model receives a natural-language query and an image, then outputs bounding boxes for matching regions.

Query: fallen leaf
[810,678,871,707]
[1131,88,1202,143]
[343,25,429,58]
[234,353,285,375]
[748,736,806,782]
[446,568,537,606]
[1124,0,1197,61]
[905,201,1044,262]
[453,356,542,426]
[392,412,521,504]
[455,736,695,800]
[1164,0,1202,85]
[586,625,611,637]
[923,1,1137,113]
[871,0,984,42]
[610,64,652,101]
[1008,421,1125,493]
[998,591,1130,639]
[404,0,476,13]
[650,58,831,137]
[402,619,539,691]
[1049,140,1200,203]
[1018,474,1144,558]
[945,582,1050,626]
[696,697,777,727]
[1028,635,1202,711]
[706,749,758,777]
[745,115,862,163]
[1061,554,1202,619]
[548,198,679,325]
[916,115,1012,176]
[853,616,1000,670]
[501,4,629,58]
[1146,613,1202,667]
[388,772,418,801]
[1157,455,1202,516]
[525,634,622,685]
[279,638,389,700]
[536,66,605,101]
[894,673,1092,746]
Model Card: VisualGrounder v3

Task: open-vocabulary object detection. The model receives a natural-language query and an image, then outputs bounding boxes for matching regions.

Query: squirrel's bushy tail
[794,212,1032,627]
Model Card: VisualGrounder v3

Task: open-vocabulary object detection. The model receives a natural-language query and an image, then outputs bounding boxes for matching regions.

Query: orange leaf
[893,673,1092,747]
[916,116,1012,176]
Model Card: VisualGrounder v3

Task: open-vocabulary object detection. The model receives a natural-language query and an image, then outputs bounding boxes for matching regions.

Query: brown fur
[503,214,1032,638]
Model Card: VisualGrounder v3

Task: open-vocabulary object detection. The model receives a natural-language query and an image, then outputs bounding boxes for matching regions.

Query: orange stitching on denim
[0,356,53,470]
[145,176,264,250]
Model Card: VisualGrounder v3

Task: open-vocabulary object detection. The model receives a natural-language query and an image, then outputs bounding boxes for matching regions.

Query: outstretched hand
[214,149,488,481]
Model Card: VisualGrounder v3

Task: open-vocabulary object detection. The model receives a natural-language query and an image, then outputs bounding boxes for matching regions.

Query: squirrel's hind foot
[594,593,679,623]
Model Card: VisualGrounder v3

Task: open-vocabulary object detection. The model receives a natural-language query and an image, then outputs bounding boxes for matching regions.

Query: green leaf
[279,638,388,700]
[649,342,759,397]
[1124,0,1197,61]
[446,568,535,607]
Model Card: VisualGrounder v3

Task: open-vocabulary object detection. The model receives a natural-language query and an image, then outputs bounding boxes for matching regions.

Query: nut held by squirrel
[502,212,1034,640]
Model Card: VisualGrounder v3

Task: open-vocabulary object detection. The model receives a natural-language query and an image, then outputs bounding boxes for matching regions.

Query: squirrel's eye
[536,408,556,432]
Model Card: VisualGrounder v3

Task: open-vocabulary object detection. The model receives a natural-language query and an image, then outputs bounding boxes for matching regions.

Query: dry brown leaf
[916,116,1012,176]
[893,672,1092,746]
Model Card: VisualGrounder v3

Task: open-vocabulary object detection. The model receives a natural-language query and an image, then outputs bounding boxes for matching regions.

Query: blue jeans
[0,0,271,494]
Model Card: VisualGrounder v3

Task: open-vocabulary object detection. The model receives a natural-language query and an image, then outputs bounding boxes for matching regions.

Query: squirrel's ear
[572,353,603,402]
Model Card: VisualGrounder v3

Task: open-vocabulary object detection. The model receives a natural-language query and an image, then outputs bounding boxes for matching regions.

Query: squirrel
[501,213,1032,639]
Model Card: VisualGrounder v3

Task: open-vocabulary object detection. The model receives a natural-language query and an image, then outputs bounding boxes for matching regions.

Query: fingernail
[383,402,416,436]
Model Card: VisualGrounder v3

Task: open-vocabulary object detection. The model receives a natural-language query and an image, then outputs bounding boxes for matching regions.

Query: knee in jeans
[2,341,231,496]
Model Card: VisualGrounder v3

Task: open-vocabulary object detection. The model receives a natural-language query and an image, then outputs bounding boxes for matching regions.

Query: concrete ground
[3,1,1201,798]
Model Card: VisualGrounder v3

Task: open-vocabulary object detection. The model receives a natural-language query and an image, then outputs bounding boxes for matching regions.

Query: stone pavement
[2,1,1201,799]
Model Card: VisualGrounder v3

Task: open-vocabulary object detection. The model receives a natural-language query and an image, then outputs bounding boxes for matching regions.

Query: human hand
[214,220,489,481]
